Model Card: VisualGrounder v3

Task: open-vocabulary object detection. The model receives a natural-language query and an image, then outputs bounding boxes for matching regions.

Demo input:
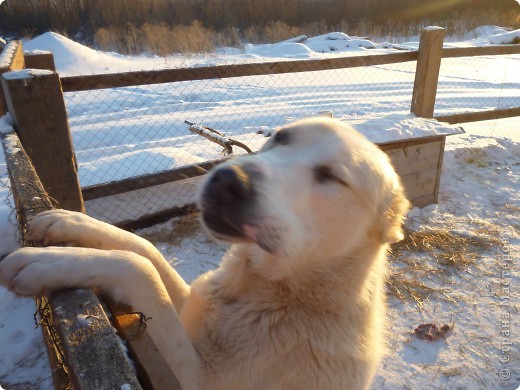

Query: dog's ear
[378,178,410,243]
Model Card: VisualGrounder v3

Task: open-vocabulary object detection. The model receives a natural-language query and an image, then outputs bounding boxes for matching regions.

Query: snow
[0,41,18,68]
[244,32,379,57]
[1,27,519,389]
[1,132,21,155]
[0,113,14,134]
[353,114,463,144]
[489,29,520,44]
[2,68,53,80]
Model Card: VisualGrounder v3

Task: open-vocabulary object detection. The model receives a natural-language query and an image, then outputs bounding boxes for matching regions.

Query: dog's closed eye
[313,165,349,187]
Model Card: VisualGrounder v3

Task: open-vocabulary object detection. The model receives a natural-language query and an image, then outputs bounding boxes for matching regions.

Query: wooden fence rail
[58,44,520,93]
[60,51,419,92]
[1,131,142,390]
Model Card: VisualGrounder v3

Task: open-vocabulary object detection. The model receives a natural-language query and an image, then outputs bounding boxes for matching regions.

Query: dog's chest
[200,283,342,364]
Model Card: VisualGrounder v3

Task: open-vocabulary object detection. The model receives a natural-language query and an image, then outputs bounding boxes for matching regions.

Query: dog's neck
[218,240,388,303]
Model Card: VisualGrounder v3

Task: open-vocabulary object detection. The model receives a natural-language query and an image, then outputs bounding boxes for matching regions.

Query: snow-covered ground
[0,27,519,389]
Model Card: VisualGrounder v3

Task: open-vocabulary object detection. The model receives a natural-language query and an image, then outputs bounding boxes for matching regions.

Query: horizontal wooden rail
[441,44,520,58]
[61,51,418,92]
[434,107,520,124]
[1,131,142,390]
[59,44,520,93]
[82,159,224,200]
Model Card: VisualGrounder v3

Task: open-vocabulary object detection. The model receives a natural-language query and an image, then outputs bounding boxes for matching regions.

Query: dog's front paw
[28,210,96,246]
[0,247,81,296]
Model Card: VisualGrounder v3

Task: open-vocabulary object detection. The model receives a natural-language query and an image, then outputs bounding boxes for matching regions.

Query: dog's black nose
[206,165,252,204]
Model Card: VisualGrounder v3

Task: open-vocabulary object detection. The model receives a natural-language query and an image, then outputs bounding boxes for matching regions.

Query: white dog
[0,117,409,390]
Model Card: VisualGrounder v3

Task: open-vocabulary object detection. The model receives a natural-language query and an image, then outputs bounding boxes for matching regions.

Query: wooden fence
[0,131,143,389]
[67,28,519,228]
[0,27,519,388]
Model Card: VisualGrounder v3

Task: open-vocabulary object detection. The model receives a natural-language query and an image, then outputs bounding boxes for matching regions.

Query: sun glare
[388,0,467,21]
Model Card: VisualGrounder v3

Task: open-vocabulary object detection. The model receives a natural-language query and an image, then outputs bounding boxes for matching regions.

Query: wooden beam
[441,44,520,58]
[433,136,445,204]
[379,135,446,208]
[0,40,25,115]
[82,159,224,200]
[1,69,85,212]
[24,51,57,71]
[0,40,25,71]
[112,308,182,389]
[411,27,446,118]
[1,131,142,390]
[434,107,520,124]
[115,204,197,231]
[60,51,418,92]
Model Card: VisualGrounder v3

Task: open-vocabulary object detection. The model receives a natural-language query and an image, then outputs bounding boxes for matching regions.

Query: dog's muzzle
[199,162,262,242]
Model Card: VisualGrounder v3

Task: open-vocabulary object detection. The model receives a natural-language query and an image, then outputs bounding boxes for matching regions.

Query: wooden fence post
[0,40,25,115]
[411,27,445,118]
[24,51,57,71]
[1,131,143,390]
[1,69,85,212]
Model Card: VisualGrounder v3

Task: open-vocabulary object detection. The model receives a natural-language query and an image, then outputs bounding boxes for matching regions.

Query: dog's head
[197,118,409,273]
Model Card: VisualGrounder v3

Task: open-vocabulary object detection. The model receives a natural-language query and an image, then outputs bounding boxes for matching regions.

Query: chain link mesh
[63,58,518,226]
[435,55,520,137]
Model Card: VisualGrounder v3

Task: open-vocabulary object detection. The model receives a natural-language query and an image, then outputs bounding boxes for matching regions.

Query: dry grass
[387,226,500,307]
[391,226,500,269]
[138,212,202,247]
[95,21,220,55]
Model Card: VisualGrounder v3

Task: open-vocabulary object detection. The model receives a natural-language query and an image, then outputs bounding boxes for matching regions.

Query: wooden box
[378,135,446,208]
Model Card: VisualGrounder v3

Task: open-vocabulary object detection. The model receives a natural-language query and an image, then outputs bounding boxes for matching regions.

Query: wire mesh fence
[62,54,519,226]
[64,60,420,225]
[435,55,520,137]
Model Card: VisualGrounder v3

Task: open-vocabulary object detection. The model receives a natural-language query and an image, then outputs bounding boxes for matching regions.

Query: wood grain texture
[1,70,85,212]
[434,107,520,124]
[0,40,25,115]
[1,131,142,390]
[411,28,446,118]
[60,51,419,92]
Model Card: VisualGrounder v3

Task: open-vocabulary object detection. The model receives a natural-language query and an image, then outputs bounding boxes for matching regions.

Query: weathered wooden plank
[433,136,445,204]
[411,27,446,118]
[0,40,24,72]
[383,139,442,177]
[0,40,25,115]
[112,309,182,390]
[82,159,223,201]
[441,44,520,58]
[377,134,445,151]
[400,167,439,199]
[115,204,197,231]
[434,107,520,124]
[409,193,436,208]
[1,69,85,213]
[380,136,445,207]
[1,131,142,390]
[60,51,418,92]
[24,51,57,71]
[48,289,143,390]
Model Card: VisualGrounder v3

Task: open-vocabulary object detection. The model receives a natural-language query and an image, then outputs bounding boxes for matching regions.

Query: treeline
[0,0,518,53]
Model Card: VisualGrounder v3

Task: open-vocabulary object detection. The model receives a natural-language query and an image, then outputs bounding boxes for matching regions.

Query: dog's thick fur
[0,118,409,389]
